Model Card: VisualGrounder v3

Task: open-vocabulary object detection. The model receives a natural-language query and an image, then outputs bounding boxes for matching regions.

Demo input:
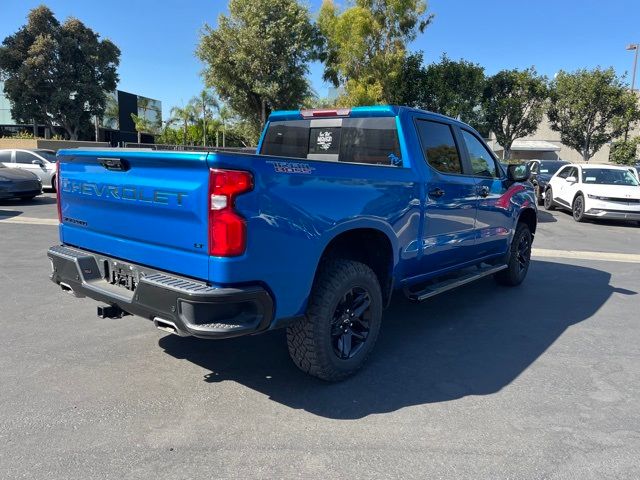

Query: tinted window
[15,151,37,164]
[339,117,400,165]
[260,117,401,166]
[261,120,310,159]
[0,151,12,163]
[416,120,462,174]
[461,130,498,178]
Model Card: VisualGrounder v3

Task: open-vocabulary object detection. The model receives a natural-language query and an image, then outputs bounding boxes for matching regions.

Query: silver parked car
[0,149,57,190]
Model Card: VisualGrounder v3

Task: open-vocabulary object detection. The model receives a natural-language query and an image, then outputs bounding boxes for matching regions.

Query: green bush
[609,137,640,165]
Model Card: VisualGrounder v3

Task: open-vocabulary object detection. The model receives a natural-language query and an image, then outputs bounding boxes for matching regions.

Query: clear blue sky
[2,0,639,120]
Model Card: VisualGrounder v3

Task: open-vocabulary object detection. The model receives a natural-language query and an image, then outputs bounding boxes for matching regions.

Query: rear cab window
[260,116,402,166]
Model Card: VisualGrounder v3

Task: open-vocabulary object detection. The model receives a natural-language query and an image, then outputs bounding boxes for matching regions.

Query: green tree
[609,137,640,165]
[0,5,120,140]
[189,90,219,146]
[130,113,152,144]
[318,0,432,106]
[196,0,318,138]
[419,55,485,130]
[170,104,197,146]
[548,68,640,162]
[482,68,548,159]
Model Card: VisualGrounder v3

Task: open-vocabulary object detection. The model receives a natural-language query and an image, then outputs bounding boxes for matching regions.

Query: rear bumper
[585,209,640,221]
[47,245,274,339]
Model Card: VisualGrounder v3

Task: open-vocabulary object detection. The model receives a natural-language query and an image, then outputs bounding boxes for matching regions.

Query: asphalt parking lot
[1,194,639,479]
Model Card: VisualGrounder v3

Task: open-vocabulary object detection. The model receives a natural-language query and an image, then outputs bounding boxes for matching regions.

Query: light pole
[627,43,639,91]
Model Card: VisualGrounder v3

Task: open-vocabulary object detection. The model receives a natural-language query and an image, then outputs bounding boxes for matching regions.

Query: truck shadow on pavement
[159,260,635,419]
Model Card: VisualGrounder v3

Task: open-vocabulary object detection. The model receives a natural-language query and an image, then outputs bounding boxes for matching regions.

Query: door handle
[478,186,490,198]
[428,188,445,198]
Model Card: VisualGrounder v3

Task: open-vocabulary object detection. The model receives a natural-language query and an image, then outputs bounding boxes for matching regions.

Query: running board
[403,264,508,302]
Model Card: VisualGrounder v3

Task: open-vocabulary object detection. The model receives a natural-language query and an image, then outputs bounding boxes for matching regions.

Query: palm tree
[130,114,151,143]
[189,90,219,147]
[215,105,231,148]
[170,104,197,146]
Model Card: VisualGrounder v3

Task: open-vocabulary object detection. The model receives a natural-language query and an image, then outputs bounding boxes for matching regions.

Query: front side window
[461,130,499,178]
[260,117,401,166]
[415,120,462,174]
[557,166,571,179]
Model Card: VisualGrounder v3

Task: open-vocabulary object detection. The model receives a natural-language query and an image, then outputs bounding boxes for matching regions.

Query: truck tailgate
[58,150,211,280]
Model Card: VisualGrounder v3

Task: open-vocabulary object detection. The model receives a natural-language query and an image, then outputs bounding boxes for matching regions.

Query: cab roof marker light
[300,108,351,118]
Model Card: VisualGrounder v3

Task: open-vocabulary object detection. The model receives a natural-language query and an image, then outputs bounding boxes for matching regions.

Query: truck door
[458,128,511,259]
[414,119,478,274]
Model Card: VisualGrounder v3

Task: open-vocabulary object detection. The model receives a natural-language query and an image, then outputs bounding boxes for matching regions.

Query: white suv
[544,163,640,224]
[0,149,57,191]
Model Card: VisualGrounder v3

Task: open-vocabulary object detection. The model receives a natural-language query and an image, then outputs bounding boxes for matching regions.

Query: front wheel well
[518,208,537,235]
[315,228,394,307]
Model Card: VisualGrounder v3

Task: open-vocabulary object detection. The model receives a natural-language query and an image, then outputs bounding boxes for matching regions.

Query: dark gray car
[0,163,42,200]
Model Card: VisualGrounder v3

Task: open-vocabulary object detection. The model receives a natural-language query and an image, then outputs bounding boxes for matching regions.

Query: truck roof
[269,105,467,127]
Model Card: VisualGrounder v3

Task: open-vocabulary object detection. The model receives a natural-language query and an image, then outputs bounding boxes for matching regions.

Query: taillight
[208,169,253,256]
[56,160,62,223]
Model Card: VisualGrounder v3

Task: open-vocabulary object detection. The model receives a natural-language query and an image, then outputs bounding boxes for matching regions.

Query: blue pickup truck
[48,106,536,381]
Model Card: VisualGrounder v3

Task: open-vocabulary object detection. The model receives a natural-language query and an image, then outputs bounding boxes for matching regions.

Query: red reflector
[56,160,62,223]
[300,108,351,118]
[208,169,253,257]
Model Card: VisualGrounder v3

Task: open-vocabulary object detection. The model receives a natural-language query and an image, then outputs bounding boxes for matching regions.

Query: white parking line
[0,216,59,226]
[532,248,640,263]
[2,216,640,264]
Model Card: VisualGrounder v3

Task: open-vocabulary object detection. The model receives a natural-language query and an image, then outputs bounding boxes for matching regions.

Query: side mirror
[507,164,530,182]
[566,176,577,183]
[31,159,44,166]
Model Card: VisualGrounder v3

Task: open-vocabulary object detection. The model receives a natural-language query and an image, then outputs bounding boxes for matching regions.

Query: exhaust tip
[154,317,188,337]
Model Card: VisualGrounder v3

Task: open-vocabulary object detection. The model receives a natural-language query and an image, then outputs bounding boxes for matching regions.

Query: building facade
[0,81,161,145]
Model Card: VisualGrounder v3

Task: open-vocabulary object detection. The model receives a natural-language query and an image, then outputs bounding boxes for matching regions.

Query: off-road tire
[494,223,532,287]
[286,259,382,382]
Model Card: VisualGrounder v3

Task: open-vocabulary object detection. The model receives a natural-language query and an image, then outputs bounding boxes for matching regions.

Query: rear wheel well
[315,229,394,307]
[518,208,537,235]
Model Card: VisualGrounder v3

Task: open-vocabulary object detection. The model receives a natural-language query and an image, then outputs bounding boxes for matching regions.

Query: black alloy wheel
[330,287,372,360]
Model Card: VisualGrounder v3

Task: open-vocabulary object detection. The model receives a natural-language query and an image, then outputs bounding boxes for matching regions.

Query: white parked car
[0,149,57,191]
[544,163,640,224]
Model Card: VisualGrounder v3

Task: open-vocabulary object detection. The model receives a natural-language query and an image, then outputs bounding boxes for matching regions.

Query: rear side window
[260,117,401,166]
[0,151,12,163]
[415,120,462,174]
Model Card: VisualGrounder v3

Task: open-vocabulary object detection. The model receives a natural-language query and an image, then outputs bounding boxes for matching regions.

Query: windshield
[582,168,640,186]
[538,162,567,174]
